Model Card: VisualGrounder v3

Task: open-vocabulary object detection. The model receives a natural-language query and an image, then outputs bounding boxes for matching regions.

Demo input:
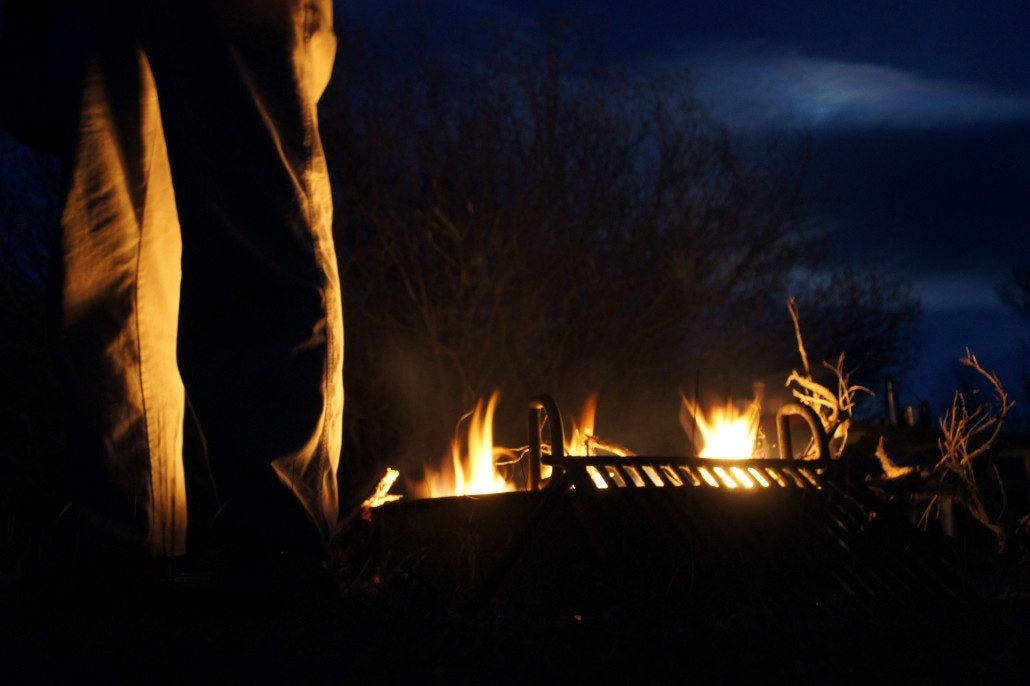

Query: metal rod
[691,370,700,455]
[527,394,565,491]
[527,405,543,492]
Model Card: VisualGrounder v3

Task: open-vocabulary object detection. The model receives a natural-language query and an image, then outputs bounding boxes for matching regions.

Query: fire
[566,394,598,456]
[413,391,516,498]
[680,395,761,459]
[565,394,632,457]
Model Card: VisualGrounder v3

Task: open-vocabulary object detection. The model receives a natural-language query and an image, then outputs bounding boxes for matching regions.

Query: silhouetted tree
[997,263,1030,320]
[0,131,67,578]
[320,16,922,485]
[996,262,1030,408]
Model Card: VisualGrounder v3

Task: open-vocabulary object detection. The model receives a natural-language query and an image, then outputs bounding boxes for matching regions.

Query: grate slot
[622,465,647,488]
[746,467,770,488]
[641,465,666,487]
[729,466,755,488]
[696,466,720,488]
[585,465,609,489]
[763,468,788,488]
[712,466,738,488]
[604,465,628,488]
[660,465,684,487]
[779,467,806,489]
[797,468,822,489]
[679,466,703,487]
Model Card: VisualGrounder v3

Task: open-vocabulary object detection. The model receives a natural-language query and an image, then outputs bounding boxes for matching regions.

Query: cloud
[913,274,1006,311]
[690,50,1030,131]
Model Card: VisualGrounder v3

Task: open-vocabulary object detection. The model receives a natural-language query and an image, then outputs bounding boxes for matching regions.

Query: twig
[874,436,915,479]
[787,296,811,377]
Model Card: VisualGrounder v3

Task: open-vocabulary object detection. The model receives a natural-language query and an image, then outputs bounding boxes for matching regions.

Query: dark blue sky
[339,0,1028,416]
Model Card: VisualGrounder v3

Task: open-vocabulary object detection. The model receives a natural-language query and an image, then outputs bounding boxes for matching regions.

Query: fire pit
[352,395,971,622]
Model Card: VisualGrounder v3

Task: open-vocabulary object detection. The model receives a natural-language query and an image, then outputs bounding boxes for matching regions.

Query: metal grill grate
[528,394,834,494]
[551,455,829,491]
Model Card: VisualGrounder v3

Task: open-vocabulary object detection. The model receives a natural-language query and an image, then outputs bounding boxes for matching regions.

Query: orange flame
[680,395,761,459]
[562,394,635,488]
[413,391,516,498]
[565,394,633,457]
[566,394,598,456]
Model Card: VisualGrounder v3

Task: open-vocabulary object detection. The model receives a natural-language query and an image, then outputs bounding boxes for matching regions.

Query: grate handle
[527,395,564,491]
[776,403,830,460]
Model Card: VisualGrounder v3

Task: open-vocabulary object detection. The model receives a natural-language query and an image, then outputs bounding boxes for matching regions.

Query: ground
[1,499,1027,684]
[0,584,1026,683]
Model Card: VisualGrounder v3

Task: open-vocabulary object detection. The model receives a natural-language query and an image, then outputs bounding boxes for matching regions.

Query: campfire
[357,391,966,621]
[345,302,990,650]
[370,300,869,503]
[391,385,829,504]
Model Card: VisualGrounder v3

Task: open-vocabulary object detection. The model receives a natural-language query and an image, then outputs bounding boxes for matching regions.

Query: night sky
[342,0,1029,418]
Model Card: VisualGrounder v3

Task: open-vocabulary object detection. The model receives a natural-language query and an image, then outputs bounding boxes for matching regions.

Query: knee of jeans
[215,0,335,98]
[215,0,332,41]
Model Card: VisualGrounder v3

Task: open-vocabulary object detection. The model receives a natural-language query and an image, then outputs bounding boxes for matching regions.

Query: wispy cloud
[913,274,1007,311]
[690,49,1030,131]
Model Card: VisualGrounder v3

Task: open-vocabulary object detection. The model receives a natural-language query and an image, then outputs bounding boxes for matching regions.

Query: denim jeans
[47,0,342,557]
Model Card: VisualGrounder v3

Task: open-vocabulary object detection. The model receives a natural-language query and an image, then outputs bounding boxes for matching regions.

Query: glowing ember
[680,396,761,459]
[414,390,516,498]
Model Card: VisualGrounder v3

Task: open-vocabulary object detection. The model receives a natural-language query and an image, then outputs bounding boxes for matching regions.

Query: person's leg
[57,5,187,559]
[142,0,342,554]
